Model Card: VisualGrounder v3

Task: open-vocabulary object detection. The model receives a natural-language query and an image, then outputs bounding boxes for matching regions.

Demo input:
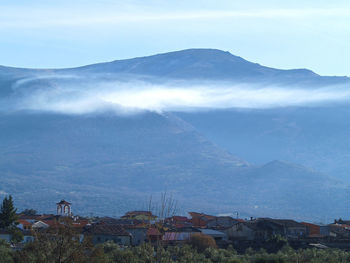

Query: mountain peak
[72,48,333,84]
[108,48,249,69]
[139,48,244,61]
[2,48,348,87]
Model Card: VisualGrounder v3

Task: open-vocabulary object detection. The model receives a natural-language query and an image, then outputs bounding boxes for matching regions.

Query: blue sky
[1,0,350,76]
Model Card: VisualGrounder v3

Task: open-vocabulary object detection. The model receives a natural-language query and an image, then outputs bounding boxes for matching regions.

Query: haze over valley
[1,49,350,222]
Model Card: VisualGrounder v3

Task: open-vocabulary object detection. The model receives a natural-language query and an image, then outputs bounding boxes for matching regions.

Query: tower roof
[56,200,71,205]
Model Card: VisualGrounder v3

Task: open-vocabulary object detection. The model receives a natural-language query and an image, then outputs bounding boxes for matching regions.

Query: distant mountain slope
[0,111,349,220]
[232,160,349,219]
[0,112,246,214]
[177,106,350,181]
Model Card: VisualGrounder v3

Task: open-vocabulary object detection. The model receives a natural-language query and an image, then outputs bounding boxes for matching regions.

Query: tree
[14,219,103,263]
[265,235,288,253]
[158,192,178,221]
[21,209,37,216]
[0,195,18,229]
[146,192,178,223]
[9,227,24,245]
[0,239,14,263]
[188,234,217,252]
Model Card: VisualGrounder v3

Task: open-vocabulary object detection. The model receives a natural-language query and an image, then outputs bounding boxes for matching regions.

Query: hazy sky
[1,0,350,76]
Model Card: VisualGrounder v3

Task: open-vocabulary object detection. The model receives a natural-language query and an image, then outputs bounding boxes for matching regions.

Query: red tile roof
[17,219,32,226]
[71,219,89,228]
[41,220,60,227]
[188,212,216,220]
[85,224,131,236]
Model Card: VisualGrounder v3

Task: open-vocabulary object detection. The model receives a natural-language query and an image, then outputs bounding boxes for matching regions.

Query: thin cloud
[4,76,350,114]
[1,8,350,28]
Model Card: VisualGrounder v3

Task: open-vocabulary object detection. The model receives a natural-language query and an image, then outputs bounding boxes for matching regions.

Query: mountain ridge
[1,49,349,82]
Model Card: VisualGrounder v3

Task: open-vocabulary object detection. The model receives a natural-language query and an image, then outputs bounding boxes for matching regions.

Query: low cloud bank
[3,75,350,115]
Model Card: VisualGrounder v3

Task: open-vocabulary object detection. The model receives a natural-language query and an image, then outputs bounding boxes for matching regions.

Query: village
[2,198,350,253]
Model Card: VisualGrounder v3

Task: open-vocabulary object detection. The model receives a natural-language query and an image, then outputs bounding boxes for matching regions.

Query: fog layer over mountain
[2,73,350,115]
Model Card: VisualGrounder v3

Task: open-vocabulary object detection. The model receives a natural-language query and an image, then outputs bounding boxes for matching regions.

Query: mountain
[226,160,349,219]
[0,111,246,215]
[2,49,349,87]
[64,49,349,86]
[1,111,348,220]
[1,49,350,221]
[177,106,350,181]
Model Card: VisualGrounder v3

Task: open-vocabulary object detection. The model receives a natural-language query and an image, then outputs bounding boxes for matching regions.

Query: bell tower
[56,200,72,216]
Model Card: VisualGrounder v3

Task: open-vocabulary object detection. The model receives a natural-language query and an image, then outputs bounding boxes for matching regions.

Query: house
[325,223,350,238]
[334,219,350,225]
[223,218,307,241]
[163,227,201,243]
[84,224,131,246]
[176,226,202,234]
[163,231,193,243]
[19,214,59,224]
[165,216,192,228]
[0,229,34,244]
[30,215,87,230]
[198,229,227,241]
[95,217,147,246]
[122,211,157,221]
[98,217,144,226]
[38,214,59,221]
[22,230,35,243]
[124,226,148,246]
[301,222,322,237]
[223,221,258,241]
[256,218,307,239]
[17,219,33,230]
[70,217,89,228]
[207,216,242,229]
[32,221,50,229]
[17,214,42,223]
[188,212,216,228]
[147,227,162,242]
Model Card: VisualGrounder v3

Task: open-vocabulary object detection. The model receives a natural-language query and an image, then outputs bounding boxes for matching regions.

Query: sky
[1,0,350,76]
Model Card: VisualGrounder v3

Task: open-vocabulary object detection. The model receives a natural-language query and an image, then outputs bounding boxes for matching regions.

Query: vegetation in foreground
[2,234,350,263]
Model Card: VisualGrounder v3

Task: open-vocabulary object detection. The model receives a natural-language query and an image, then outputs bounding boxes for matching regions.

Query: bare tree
[146,192,178,223]
[158,192,178,222]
